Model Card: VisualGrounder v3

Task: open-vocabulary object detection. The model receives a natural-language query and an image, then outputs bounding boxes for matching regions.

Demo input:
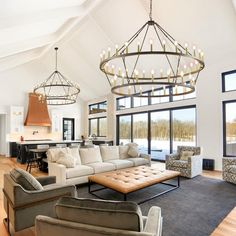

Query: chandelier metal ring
[111,81,195,98]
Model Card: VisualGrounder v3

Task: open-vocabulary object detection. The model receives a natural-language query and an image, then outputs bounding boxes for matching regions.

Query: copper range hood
[24,93,51,126]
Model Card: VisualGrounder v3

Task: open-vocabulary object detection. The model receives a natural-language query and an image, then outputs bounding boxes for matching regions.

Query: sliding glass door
[151,111,170,161]
[172,108,196,151]
[119,115,131,144]
[133,113,148,154]
[117,106,196,161]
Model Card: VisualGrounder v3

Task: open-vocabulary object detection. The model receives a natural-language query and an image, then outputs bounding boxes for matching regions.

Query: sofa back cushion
[79,147,102,164]
[119,145,130,159]
[47,147,71,163]
[69,147,81,165]
[55,197,143,232]
[100,146,119,161]
[10,168,43,191]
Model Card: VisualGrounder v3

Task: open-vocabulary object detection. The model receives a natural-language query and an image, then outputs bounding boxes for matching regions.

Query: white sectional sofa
[47,144,151,185]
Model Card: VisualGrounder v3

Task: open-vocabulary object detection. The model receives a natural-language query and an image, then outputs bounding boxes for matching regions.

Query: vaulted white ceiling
[1,0,236,101]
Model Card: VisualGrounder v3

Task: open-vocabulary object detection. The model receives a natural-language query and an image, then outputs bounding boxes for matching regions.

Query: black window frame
[222,70,236,93]
[89,117,107,137]
[89,101,107,114]
[116,86,196,110]
[223,99,236,157]
[116,105,197,161]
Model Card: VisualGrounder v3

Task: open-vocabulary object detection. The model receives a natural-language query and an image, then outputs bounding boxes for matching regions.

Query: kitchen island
[12,140,82,164]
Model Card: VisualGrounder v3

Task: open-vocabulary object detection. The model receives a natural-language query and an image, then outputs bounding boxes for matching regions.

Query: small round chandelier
[34,47,80,105]
[99,0,205,97]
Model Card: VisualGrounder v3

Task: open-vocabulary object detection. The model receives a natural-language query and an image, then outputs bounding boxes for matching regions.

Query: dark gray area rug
[78,176,236,236]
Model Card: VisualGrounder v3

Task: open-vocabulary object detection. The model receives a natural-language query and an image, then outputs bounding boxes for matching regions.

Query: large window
[89,101,107,114]
[118,115,131,144]
[117,106,196,161]
[151,111,170,160]
[172,108,196,151]
[89,117,107,137]
[223,100,236,156]
[133,113,148,154]
[222,70,236,92]
[117,88,195,110]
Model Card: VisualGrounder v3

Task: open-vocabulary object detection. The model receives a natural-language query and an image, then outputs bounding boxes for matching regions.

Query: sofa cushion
[100,146,120,161]
[66,165,94,179]
[170,160,188,168]
[10,168,43,191]
[126,158,149,166]
[87,162,116,174]
[55,197,143,232]
[106,159,134,169]
[69,147,81,165]
[119,145,130,159]
[79,147,102,164]
[180,150,194,161]
[56,152,76,168]
[47,147,71,162]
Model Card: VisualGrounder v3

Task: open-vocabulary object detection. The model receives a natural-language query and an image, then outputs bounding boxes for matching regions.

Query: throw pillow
[10,168,43,191]
[180,150,194,161]
[119,145,130,159]
[56,151,76,168]
[69,147,81,165]
[128,146,140,158]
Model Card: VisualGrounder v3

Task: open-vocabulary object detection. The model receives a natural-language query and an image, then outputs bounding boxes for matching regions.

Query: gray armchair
[223,157,236,184]
[3,171,77,234]
[35,197,163,236]
[166,146,202,178]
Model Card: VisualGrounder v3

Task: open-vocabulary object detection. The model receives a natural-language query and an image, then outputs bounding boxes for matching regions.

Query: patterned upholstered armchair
[166,146,202,178]
[222,157,236,184]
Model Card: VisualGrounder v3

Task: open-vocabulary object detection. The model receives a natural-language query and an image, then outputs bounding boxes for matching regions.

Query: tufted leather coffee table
[88,166,180,204]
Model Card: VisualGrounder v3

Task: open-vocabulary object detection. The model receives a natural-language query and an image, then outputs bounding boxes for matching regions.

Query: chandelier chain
[149,0,152,20]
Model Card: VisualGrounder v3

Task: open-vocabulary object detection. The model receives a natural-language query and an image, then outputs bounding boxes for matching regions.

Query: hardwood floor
[0,156,230,236]
[211,207,236,236]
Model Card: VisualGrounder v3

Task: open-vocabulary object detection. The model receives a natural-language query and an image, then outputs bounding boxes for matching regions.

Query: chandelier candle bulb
[162,40,166,51]
[185,43,188,54]
[108,47,111,58]
[125,42,129,54]
[102,50,106,60]
[193,45,196,56]
[142,70,145,78]
[150,39,153,51]
[160,69,163,78]
[174,41,178,52]
[118,68,121,76]
[151,69,154,82]
[128,85,131,95]
[115,45,119,55]
[111,65,115,74]
[137,41,141,52]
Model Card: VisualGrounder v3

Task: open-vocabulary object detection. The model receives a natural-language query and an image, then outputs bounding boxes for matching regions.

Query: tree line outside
[120,119,195,141]
[226,119,236,142]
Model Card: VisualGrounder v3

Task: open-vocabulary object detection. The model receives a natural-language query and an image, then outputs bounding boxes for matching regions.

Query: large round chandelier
[99,0,205,97]
[34,47,80,105]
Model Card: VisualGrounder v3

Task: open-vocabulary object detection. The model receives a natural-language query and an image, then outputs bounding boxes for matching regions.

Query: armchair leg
[3,199,12,236]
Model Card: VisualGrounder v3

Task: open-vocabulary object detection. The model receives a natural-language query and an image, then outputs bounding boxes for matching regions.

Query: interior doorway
[0,114,7,156]
[63,118,75,140]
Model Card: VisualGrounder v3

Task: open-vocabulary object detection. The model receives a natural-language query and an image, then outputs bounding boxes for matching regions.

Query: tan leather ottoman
[88,166,180,204]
